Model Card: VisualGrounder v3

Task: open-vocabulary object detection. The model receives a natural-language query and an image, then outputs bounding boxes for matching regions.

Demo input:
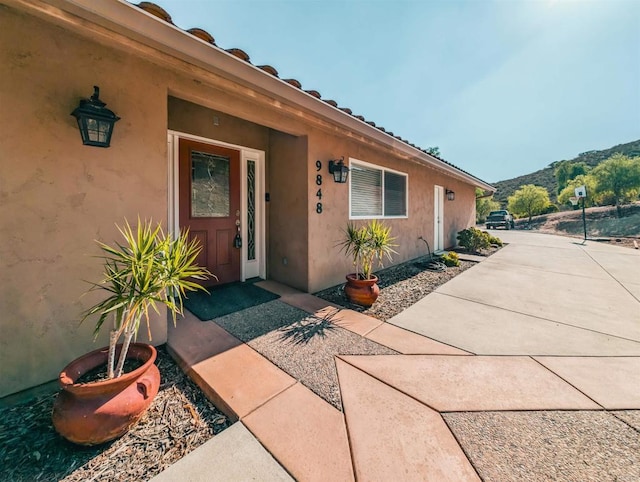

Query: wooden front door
[179,139,241,285]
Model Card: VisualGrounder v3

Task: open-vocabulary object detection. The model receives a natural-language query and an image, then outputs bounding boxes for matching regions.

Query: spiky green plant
[82,219,211,379]
[338,220,397,280]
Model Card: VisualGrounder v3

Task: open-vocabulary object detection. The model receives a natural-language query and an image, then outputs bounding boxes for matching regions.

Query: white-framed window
[349,158,408,219]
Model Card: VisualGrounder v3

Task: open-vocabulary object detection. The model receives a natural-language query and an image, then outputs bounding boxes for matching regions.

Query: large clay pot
[344,273,380,307]
[52,343,160,446]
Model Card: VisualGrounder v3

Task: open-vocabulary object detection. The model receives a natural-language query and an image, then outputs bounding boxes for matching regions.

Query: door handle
[234,221,242,248]
[234,232,242,248]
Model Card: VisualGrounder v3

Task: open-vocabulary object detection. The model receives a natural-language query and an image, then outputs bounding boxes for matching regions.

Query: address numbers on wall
[315,160,323,214]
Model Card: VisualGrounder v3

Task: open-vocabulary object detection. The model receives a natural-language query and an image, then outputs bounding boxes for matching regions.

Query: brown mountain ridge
[492,139,640,205]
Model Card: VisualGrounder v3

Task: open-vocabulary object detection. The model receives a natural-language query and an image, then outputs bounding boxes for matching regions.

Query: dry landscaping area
[315,254,480,321]
[516,202,640,249]
[0,248,498,481]
[0,346,231,482]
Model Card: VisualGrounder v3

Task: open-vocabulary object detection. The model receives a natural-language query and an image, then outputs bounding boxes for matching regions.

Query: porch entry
[434,185,444,251]
[172,133,265,286]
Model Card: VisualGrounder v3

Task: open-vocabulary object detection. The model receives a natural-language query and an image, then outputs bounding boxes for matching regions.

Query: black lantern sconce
[71,86,120,148]
[328,156,350,183]
[446,189,455,201]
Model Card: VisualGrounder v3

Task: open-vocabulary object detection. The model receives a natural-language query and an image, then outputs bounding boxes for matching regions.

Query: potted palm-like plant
[339,220,396,307]
[52,219,211,445]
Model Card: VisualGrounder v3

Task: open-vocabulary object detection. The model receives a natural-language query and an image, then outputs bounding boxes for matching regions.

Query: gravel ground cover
[444,410,640,482]
[214,250,497,409]
[314,254,480,321]
[214,301,397,410]
[0,345,231,482]
[613,410,640,431]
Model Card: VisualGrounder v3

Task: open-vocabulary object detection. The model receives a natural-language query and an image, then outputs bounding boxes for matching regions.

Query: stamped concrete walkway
[153,231,640,481]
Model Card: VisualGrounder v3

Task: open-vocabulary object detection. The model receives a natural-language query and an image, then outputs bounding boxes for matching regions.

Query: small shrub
[487,234,503,246]
[441,251,460,267]
[457,227,491,253]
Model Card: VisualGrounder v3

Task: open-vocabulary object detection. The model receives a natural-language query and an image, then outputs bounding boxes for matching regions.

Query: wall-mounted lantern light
[71,86,120,148]
[446,189,455,201]
[328,156,350,183]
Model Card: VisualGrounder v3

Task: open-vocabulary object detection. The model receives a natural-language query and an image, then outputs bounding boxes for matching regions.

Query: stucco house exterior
[0,0,494,398]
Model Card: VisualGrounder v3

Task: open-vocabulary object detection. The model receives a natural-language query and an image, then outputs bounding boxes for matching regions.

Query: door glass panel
[247,160,256,261]
[191,150,230,218]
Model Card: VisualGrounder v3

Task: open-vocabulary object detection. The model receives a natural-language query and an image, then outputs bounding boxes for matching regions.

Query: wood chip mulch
[0,345,232,482]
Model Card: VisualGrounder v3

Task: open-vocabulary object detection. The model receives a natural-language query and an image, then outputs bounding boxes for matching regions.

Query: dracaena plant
[82,218,211,379]
[339,220,396,280]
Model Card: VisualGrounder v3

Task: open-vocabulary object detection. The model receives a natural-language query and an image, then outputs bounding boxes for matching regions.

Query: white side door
[434,185,444,251]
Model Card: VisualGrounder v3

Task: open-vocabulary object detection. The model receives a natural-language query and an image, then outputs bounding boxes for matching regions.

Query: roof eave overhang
[13,0,495,192]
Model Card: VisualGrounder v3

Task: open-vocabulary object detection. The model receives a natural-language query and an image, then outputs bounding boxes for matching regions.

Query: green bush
[457,227,491,253]
[441,251,460,267]
[542,204,560,214]
[485,232,503,246]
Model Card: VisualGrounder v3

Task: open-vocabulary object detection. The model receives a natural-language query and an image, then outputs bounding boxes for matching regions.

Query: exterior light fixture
[446,189,455,201]
[71,86,120,147]
[328,156,350,183]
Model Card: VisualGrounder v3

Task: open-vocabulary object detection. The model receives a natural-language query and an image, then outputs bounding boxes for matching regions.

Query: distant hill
[492,139,640,206]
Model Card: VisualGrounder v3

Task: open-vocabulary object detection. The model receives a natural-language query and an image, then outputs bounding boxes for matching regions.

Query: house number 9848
[315,160,323,214]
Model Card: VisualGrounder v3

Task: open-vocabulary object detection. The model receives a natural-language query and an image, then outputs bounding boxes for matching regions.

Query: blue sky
[156,0,639,182]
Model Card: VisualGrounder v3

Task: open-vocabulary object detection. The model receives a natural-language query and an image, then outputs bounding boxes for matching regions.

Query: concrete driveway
[382,230,640,480]
[157,231,640,481]
[390,230,640,355]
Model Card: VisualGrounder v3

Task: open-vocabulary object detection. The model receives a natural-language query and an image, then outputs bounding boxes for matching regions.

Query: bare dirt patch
[513,203,640,250]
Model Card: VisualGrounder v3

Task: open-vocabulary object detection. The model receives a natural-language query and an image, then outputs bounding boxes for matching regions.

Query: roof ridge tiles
[225,48,251,63]
[258,65,279,77]
[137,2,173,23]
[187,27,216,45]
[283,78,302,89]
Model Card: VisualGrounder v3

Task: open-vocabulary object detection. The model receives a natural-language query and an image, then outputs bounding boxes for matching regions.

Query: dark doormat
[183,281,280,321]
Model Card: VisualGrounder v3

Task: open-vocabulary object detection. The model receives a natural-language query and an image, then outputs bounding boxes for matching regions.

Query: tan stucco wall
[443,181,477,248]
[0,3,481,397]
[168,97,270,152]
[304,128,478,292]
[268,132,309,289]
[0,7,169,397]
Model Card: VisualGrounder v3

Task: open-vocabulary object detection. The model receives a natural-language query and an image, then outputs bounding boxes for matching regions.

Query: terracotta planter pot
[52,343,160,446]
[344,273,380,307]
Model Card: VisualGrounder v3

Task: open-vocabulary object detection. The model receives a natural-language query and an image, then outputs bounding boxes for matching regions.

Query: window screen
[351,164,383,217]
[384,171,407,216]
[350,160,407,218]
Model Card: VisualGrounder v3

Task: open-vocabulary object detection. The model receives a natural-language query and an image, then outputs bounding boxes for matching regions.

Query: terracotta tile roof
[134,1,489,184]
[258,65,279,77]
[138,2,172,23]
[284,78,302,89]
[187,27,215,45]
[225,48,250,62]
[305,89,322,99]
